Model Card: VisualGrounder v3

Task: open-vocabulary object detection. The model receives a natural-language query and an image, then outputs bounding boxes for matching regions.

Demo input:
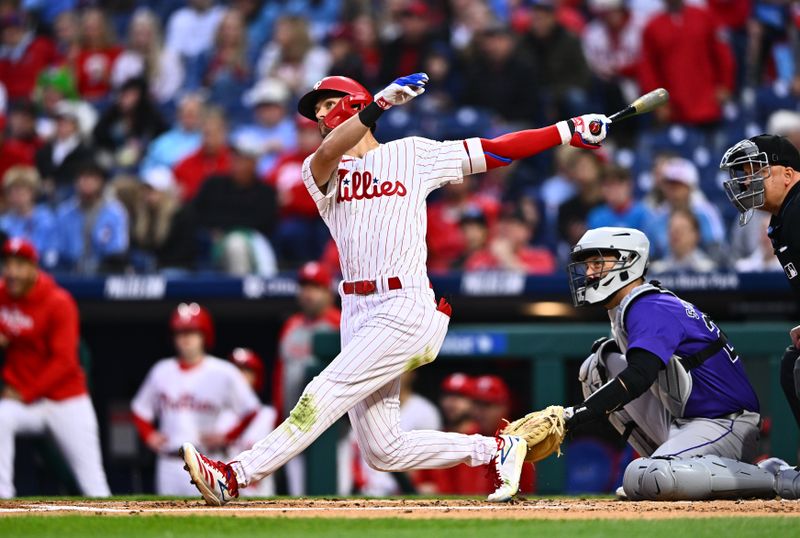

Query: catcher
[505,226,800,500]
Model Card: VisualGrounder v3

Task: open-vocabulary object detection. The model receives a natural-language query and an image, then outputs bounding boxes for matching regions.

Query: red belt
[342,277,403,295]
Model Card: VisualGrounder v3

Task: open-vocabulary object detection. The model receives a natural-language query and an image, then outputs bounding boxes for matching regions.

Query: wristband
[358,102,385,128]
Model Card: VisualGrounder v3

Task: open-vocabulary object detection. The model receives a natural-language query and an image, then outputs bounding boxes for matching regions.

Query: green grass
[0,517,796,538]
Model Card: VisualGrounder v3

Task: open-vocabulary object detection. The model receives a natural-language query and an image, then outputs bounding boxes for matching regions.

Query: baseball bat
[589,88,670,135]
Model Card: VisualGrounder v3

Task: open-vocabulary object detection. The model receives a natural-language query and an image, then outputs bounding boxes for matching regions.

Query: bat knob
[589,120,602,136]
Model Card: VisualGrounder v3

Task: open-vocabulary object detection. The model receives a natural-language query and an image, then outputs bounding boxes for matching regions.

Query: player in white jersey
[181,73,611,505]
[131,303,260,495]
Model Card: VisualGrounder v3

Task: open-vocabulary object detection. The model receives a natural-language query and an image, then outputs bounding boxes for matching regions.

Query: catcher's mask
[719,138,769,226]
[567,227,650,307]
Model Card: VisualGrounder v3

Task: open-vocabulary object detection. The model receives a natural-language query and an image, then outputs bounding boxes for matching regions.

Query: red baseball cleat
[180,442,239,506]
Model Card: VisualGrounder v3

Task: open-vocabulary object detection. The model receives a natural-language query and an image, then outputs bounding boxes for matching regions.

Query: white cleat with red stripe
[180,442,239,506]
[487,434,528,502]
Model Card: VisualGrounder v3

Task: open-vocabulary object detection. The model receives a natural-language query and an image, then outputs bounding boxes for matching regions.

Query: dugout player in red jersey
[0,238,110,498]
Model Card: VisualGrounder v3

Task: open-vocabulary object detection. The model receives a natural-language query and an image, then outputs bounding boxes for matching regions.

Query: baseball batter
[181,72,611,505]
[0,238,110,498]
[565,226,800,500]
[131,303,261,495]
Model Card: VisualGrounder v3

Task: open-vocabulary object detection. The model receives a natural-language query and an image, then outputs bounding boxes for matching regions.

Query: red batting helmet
[2,237,38,264]
[469,375,511,405]
[170,302,215,350]
[298,261,332,289]
[441,373,475,397]
[297,76,372,128]
[229,347,265,392]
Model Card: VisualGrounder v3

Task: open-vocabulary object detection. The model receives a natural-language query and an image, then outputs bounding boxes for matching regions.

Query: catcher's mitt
[501,405,566,462]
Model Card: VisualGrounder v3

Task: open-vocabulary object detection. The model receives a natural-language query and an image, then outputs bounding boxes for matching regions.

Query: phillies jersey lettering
[303,137,467,281]
[0,306,34,335]
[336,169,407,202]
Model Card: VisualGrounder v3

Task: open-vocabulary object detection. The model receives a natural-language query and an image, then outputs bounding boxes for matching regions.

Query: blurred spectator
[93,77,168,172]
[55,161,128,274]
[735,213,783,272]
[7,101,42,160]
[522,0,591,119]
[352,14,381,89]
[0,12,58,102]
[0,237,110,499]
[141,93,205,172]
[256,15,331,95]
[448,0,495,52]
[427,177,500,272]
[539,145,580,229]
[465,204,556,274]
[379,2,437,84]
[123,167,181,271]
[650,208,718,273]
[131,302,260,495]
[172,107,231,201]
[194,9,252,123]
[438,373,479,434]
[35,101,95,203]
[234,78,297,176]
[639,0,734,125]
[556,151,603,250]
[192,137,277,276]
[274,261,340,495]
[0,115,34,185]
[451,207,490,270]
[351,370,442,496]
[767,110,800,151]
[265,115,327,265]
[75,7,122,102]
[33,67,98,141]
[325,24,364,83]
[219,347,277,497]
[462,24,538,123]
[52,9,80,66]
[649,157,725,258]
[582,0,641,141]
[0,166,57,267]
[587,164,654,231]
[164,0,225,60]
[111,8,184,106]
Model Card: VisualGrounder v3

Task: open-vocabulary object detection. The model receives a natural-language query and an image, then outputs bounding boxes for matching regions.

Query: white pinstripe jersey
[302,137,466,281]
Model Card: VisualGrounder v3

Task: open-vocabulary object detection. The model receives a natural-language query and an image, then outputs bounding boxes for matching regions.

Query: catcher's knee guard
[622,455,776,501]
[579,340,659,457]
[776,467,800,499]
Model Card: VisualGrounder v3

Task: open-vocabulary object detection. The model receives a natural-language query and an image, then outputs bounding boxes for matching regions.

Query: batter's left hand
[1,386,22,401]
[374,73,428,109]
[791,324,800,349]
[569,114,610,149]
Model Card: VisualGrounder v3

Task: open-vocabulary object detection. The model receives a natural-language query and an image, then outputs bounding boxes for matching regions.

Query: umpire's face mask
[720,139,769,226]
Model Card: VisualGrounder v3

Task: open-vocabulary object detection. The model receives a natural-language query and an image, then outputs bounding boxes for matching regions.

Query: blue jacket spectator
[140,93,205,172]
[56,162,129,274]
[232,78,297,176]
[0,166,58,268]
[587,164,654,232]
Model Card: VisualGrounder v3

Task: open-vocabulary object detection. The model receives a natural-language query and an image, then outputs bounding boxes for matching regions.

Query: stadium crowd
[0,0,793,276]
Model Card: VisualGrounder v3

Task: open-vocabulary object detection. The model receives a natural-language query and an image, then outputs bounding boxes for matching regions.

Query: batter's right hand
[791,324,800,349]
[145,431,168,453]
[374,73,428,109]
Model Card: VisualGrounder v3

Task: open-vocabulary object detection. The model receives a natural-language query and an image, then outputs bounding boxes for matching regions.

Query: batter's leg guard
[780,346,800,428]
[622,455,776,501]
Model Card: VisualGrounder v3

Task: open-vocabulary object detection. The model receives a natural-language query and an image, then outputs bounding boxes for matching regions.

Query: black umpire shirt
[769,181,800,299]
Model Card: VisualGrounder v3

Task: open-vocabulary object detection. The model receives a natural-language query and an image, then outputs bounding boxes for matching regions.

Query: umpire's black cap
[750,134,800,170]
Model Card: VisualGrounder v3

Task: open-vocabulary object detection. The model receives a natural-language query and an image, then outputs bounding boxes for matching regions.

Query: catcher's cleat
[487,434,528,502]
[180,442,239,506]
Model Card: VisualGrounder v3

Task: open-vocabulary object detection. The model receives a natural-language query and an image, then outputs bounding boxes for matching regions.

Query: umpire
[721,134,800,428]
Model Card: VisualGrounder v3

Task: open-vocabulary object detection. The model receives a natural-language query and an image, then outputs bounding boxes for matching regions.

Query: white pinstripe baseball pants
[232,277,497,487]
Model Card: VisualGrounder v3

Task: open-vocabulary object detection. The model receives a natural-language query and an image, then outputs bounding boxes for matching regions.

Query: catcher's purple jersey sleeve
[625,294,759,418]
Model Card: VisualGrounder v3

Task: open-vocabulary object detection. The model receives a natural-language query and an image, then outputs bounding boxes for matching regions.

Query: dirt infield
[1,498,799,519]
